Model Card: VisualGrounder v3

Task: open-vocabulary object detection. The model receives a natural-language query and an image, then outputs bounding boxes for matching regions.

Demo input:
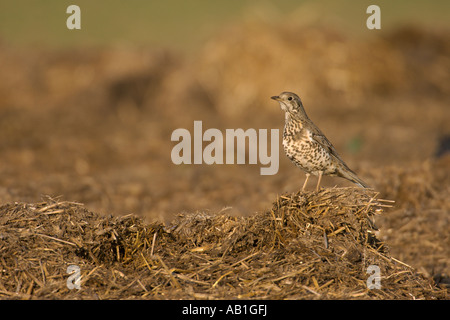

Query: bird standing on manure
[271,92,369,191]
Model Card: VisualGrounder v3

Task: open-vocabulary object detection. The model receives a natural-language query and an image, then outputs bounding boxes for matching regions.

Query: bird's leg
[302,173,310,192]
[316,171,323,192]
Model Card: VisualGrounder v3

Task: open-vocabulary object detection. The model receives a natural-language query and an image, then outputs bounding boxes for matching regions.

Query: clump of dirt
[0,189,446,299]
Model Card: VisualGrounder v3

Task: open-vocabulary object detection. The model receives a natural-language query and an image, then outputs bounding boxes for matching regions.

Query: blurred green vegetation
[0,0,448,50]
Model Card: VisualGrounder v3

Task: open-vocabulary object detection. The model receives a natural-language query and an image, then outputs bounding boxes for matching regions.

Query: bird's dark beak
[271,96,280,101]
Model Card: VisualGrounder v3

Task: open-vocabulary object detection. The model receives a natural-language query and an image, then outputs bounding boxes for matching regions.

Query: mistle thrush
[271,92,369,191]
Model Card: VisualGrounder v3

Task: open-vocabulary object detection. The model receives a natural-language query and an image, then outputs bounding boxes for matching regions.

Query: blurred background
[0,0,449,285]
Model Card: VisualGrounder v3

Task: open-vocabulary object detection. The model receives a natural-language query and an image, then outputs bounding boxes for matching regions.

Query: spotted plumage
[271,92,369,191]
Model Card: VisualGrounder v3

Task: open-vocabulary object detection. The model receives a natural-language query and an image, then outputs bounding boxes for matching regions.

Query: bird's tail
[339,168,370,188]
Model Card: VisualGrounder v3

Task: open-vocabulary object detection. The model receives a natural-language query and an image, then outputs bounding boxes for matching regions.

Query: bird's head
[271,92,306,117]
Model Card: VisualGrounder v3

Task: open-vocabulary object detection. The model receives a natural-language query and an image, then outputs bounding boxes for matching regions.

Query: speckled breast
[283,124,336,176]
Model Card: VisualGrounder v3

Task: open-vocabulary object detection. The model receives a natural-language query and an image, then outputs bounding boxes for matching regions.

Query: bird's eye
[288,97,293,101]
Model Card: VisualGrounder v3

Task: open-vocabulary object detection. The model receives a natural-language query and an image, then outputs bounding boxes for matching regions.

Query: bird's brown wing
[307,122,351,170]
[304,119,369,188]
